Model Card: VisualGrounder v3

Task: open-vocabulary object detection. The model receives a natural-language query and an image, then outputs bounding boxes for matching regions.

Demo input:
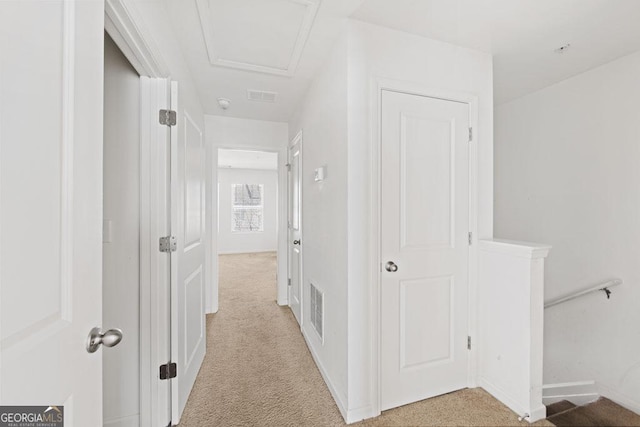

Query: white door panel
[172,83,206,423]
[0,1,104,424]
[381,90,470,410]
[288,133,302,325]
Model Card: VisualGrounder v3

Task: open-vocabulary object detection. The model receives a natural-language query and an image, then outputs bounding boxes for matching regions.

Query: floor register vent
[310,283,324,341]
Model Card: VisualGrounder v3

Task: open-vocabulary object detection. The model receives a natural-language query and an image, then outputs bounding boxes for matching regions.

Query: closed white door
[380,90,470,411]
[0,1,105,425]
[288,132,303,325]
[171,82,207,423]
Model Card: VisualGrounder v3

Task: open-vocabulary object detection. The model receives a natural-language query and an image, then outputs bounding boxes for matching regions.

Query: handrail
[544,279,622,309]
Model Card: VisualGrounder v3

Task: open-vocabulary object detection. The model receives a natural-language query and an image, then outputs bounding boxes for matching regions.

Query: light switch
[314,166,326,182]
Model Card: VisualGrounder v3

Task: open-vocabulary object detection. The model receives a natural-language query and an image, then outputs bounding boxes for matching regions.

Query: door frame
[287,130,304,323]
[370,78,480,416]
[105,1,172,426]
[213,146,289,307]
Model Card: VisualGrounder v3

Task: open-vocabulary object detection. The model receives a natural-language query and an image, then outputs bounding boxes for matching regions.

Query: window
[231,184,264,232]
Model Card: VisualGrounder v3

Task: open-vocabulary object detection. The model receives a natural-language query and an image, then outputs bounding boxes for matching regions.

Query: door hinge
[468,127,473,142]
[159,109,177,126]
[159,236,177,252]
[159,362,177,380]
[288,278,292,287]
[468,232,473,245]
[286,163,291,172]
[467,336,472,350]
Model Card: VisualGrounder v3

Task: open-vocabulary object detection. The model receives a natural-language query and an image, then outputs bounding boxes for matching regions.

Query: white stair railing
[544,279,622,309]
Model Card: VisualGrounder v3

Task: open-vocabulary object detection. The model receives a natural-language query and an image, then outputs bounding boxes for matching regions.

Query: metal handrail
[544,279,622,309]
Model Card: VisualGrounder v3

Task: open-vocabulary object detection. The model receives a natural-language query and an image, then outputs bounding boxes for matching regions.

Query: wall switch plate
[314,166,326,182]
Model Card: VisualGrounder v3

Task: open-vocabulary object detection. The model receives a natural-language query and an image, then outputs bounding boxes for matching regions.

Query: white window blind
[231,184,264,232]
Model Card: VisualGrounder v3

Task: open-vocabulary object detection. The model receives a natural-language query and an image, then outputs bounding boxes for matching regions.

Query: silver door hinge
[467,336,472,350]
[468,127,473,142]
[159,109,177,126]
[159,362,177,380]
[159,236,177,252]
[288,278,292,287]
[468,232,473,245]
[286,163,291,172]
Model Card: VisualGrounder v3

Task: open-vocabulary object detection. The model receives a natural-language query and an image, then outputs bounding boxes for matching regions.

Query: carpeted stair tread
[548,397,640,426]
[546,400,577,417]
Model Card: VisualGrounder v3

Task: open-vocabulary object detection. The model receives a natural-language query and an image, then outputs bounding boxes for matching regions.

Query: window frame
[230,183,265,233]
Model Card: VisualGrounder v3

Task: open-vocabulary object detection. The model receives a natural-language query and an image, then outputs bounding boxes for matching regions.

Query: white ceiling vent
[247,89,278,103]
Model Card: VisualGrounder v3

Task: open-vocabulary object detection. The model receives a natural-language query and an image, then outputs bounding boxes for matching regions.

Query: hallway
[179,252,345,426]
[178,252,552,427]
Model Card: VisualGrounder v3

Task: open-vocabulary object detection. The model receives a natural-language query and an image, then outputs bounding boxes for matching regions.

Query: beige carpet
[178,252,553,427]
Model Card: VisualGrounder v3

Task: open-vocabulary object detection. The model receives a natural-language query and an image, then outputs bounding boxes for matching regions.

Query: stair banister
[544,279,622,309]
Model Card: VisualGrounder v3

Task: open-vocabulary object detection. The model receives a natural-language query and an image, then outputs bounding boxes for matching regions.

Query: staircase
[546,398,640,426]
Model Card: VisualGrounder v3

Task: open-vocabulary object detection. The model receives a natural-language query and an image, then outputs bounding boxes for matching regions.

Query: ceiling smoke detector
[554,43,571,54]
[217,97,231,110]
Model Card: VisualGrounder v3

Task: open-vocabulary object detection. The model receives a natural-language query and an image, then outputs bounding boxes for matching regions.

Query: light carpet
[178,252,553,426]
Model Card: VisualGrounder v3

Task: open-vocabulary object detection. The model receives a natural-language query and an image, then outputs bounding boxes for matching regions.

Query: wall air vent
[310,283,323,342]
[247,89,278,103]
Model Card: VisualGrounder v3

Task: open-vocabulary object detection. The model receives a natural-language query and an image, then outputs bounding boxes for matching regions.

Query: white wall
[103,34,141,427]
[289,28,350,413]
[289,20,494,422]
[495,50,640,412]
[205,116,289,306]
[218,169,278,254]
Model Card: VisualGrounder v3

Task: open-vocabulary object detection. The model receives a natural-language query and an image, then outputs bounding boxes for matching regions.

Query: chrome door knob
[385,261,398,272]
[86,327,123,353]
[293,240,300,245]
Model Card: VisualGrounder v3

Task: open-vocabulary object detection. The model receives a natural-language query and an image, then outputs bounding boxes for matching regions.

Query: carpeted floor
[178,252,553,427]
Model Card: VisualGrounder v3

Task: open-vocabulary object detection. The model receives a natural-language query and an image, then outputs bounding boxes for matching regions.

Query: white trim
[480,377,547,423]
[478,239,552,259]
[302,328,348,421]
[287,130,303,324]
[139,77,172,427]
[104,0,169,78]
[597,383,640,414]
[213,145,288,307]
[170,80,181,425]
[195,0,319,77]
[370,78,481,416]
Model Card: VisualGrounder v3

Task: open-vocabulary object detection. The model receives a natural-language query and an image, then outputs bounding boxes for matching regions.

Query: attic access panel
[196,0,319,76]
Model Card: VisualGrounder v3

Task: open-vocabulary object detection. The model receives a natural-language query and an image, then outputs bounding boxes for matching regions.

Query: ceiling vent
[247,89,278,103]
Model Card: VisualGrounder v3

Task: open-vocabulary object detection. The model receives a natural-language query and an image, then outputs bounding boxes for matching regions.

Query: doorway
[103,32,142,427]
[379,89,471,410]
[217,149,280,304]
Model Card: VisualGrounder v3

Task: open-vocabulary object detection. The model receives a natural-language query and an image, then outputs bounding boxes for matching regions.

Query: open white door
[288,132,303,325]
[170,82,207,424]
[0,1,105,425]
[380,90,470,411]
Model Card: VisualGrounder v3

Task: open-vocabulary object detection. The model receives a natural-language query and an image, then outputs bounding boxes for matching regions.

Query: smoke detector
[217,97,231,110]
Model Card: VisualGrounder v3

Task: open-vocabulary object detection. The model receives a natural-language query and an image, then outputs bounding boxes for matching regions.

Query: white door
[288,132,303,325]
[380,90,470,411]
[0,1,105,425]
[170,82,207,423]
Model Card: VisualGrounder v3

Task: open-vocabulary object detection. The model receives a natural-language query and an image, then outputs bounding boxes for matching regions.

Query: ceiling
[167,0,640,121]
[218,149,278,170]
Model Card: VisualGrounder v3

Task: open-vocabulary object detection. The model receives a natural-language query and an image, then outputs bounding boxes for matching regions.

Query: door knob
[385,261,398,272]
[86,327,123,353]
[293,240,300,245]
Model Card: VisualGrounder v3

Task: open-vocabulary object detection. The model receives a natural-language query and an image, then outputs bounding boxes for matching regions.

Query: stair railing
[544,279,622,309]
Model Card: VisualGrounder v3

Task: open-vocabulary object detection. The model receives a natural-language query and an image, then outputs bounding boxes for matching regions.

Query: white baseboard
[543,380,599,407]
[345,404,376,424]
[301,328,349,422]
[218,249,277,255]
[478,377,544,423]
[104,414,139,427]
[597,383,640,415]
